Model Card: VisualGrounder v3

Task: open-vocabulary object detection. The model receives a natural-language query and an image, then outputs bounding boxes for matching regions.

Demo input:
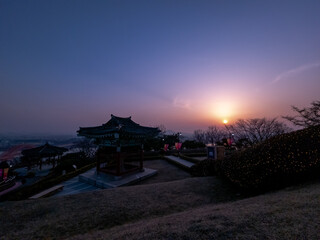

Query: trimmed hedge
[190,159,216,177]
[217,125,320,191]
[182,140,206,149]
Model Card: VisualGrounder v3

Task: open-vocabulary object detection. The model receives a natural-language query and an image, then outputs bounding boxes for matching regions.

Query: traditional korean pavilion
[0,161,15,193]
[77,114,160,176]
[21,143,68,169]
[0,161,10,182]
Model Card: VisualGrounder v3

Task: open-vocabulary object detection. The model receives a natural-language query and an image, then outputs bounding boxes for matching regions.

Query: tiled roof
[78,114,160,138]
[21,143,68,157]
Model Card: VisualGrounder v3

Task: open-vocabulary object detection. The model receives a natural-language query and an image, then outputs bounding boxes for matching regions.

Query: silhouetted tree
[205,126,226,145]
[163,134,179,146]
[156,124,167,135]
[74,138,97,159]
[283,100,320,128]
[20,155,38,170]
[143,137,163,151]
[182,140,205,149]
[228,118,290,146]
[193,129,206,144]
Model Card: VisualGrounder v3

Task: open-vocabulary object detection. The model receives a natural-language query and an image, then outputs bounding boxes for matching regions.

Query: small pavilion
[0,161,16,193]
[0,161,10,182]
[77,114,160,176]
[21,143,68,170]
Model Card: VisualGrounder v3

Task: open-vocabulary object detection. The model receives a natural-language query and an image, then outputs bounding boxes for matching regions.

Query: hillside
[1,176,320,239]
[72,180,320,240]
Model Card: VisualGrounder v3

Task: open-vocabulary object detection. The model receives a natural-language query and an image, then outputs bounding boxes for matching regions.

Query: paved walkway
[53,176,100,197]
[52,167,157,197]
[79,168,158,188]
[165,155,195,169]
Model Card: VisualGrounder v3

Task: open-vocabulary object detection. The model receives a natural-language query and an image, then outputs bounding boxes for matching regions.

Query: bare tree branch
[193,129,206,144]
[283,100,320,128]
[205,126,226,145]
[228,118,290,146]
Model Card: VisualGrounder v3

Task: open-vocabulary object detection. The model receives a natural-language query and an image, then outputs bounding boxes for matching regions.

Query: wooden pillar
[116,146,121,176]
[96,148,101,173]
[53,156,56,168]
[58,155,61,165]
[27,157,31,170]
[140,144,144,171]
[39,157,42,170]
[116,152,121,175]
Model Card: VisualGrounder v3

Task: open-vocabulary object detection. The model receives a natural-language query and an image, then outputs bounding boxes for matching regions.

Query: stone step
[29,185,64,199]
[165,155,195,169]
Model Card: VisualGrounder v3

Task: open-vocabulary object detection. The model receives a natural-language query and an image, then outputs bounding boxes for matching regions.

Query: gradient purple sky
[1,0,320,135]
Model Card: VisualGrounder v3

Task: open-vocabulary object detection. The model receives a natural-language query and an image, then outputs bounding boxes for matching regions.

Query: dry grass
[69,181,320,240]
[1,172,320,239]
[0,177,239,240]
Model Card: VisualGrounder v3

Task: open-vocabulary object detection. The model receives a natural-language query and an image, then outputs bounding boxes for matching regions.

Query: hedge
[217,125,320,191]
[190,159,216,177]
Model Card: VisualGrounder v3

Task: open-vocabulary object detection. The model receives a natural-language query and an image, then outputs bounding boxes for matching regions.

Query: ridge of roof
[22,143,68,157]
[103,114,140,128]
[111,114,131,120]
[78,114,160,138]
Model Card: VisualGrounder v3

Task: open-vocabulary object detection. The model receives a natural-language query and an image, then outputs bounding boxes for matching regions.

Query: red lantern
[164,144,169,152]
[3,168,8,181]
[175,142,182,150]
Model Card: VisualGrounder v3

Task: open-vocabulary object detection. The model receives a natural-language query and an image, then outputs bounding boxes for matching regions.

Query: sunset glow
[1,1,320,135]
[208,101,237,124]
[223,119,228,124]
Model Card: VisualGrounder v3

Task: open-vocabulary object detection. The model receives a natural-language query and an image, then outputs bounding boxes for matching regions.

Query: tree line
[194,100,320,147]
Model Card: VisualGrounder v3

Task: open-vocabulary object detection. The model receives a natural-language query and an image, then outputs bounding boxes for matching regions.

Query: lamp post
[176,132,182,157]
[223,121,232,147]
[177,132,181,142]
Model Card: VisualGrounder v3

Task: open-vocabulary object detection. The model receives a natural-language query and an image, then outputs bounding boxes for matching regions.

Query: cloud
[272,61,320,84]
[173,97,191,109]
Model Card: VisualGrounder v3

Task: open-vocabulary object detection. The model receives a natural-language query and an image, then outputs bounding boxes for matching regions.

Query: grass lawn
[1,159,320,239]
[0,176,240,240]
[71,180,320,240]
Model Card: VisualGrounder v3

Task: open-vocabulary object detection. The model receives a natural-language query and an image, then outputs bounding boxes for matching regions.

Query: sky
[1,0,320,135]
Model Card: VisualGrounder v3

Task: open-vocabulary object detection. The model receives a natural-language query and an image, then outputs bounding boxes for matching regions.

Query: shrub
[54,152,93,174]
[190,159,216,177]
[2,162,96,201]
[25,171,36,178]
[217,125,320,191]
[182,140,206,149]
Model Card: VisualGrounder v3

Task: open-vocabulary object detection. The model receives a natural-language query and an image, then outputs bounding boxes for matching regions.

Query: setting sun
[208,101,237,124]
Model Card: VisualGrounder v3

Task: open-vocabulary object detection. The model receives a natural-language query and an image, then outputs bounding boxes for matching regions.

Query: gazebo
[77,114,160,176]
[0,160,16,193]
[21,143,68,170]
[0,161,10,182]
